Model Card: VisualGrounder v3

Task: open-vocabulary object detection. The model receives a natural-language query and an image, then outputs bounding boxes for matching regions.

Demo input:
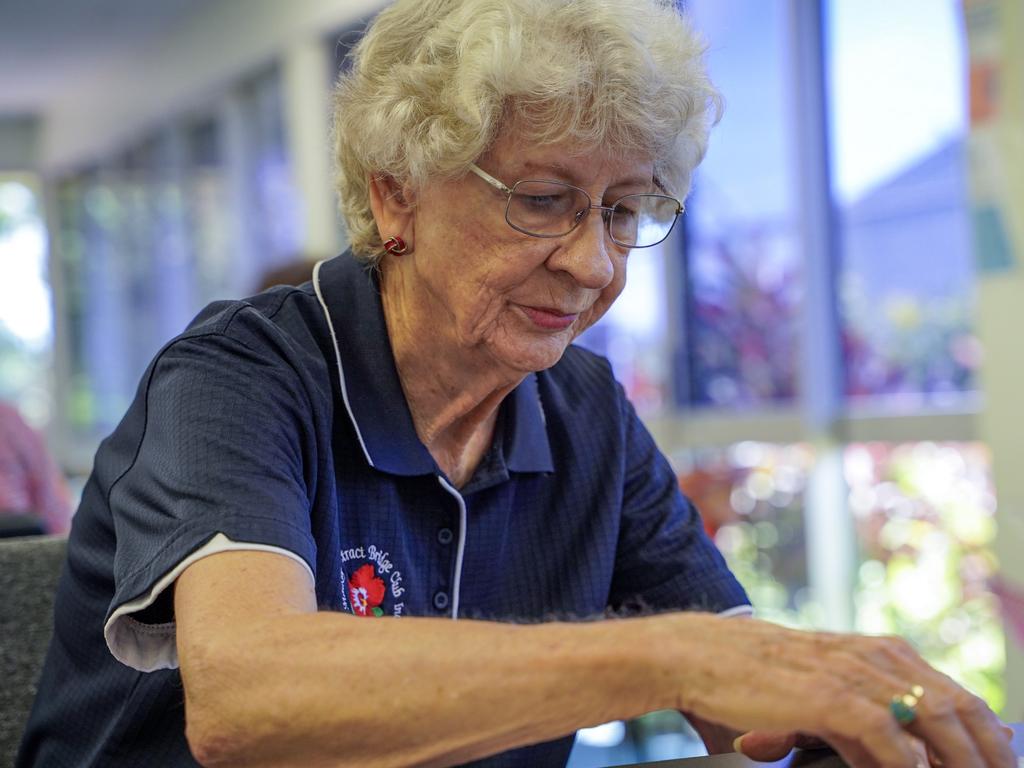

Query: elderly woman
[18,1,1015,767]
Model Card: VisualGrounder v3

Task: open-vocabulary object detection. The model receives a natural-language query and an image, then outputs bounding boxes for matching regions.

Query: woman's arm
[177,550,1016,768]
[176,550,667,768]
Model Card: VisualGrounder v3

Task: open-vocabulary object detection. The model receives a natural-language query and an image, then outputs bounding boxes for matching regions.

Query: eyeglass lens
[506,180,678,247]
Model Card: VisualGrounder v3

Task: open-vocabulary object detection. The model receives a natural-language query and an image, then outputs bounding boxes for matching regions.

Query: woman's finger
[791,733,832,751]
[939,689,1017,768]
[733,730,798,761]
[813,647,952,765]
[848,636,1013,767]
[736,730,870,763]
[904,695,986,768]
[812,693,920,768]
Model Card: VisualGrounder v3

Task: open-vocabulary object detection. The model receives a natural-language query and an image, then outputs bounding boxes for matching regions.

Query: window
[0,177,52,424]
[237,68,304,273]
[827,0,977,404]
[680,0,802,409]
[185,118,234,306]
[572,1,1001,763]
[53,67,306,457]
[576,2,998,764]
[849,441,1004,709]
[680,442,819,626]
[576,247,672,415]
[824,0,1002,705]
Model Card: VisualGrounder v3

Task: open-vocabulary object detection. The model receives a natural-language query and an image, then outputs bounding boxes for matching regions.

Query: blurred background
[0,0,1022,764]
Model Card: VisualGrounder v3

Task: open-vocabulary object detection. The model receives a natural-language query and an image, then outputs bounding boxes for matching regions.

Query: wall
[0,116,39,171]
[966,0,1024,719]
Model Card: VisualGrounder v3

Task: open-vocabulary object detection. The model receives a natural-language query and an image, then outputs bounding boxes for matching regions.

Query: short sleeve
[608,393,750,615]
[103,325,319,640]
[105,533,313,671]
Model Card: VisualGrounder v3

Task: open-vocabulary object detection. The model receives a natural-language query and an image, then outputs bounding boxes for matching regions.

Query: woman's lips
[520,305,579,330]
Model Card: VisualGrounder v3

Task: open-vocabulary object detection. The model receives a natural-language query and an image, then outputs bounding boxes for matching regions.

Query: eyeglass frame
[467,163,684,249]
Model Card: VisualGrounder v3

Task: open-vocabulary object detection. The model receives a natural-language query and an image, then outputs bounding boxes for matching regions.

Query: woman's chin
[492,336,573,374]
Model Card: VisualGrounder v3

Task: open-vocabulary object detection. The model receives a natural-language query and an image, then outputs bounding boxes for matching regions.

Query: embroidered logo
[340,544,406,617]
[348,564,386,617]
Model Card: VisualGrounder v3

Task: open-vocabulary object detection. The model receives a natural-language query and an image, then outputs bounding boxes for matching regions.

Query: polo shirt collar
[504,371,554,473]
[314,254,553,477]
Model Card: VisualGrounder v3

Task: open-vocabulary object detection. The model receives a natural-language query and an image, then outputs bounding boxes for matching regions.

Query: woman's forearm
[182,612,679,768]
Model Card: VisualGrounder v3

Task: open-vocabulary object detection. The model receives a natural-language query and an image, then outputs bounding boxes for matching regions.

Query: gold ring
[890,684,925,726]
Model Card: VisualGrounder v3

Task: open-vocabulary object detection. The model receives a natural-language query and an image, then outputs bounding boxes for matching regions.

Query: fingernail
[732,734,745,753]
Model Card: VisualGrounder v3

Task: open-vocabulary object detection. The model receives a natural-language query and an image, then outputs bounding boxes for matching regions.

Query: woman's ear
[368,174,416,250]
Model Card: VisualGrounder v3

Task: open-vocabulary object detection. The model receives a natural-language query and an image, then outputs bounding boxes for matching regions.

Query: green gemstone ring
[890,685,925,726]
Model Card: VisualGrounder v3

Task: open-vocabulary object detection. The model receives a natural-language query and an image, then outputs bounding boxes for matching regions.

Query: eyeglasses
[468,163,683,249]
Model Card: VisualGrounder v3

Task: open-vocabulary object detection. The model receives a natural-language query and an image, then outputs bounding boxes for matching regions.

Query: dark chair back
[0,513,48,539]
[0,535,67,766]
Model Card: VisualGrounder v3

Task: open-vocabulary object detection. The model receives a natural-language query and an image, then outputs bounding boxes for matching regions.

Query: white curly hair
[332,0,720,262]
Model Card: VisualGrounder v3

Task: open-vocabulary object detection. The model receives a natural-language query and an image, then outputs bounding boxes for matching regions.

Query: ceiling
[0,0,210,114]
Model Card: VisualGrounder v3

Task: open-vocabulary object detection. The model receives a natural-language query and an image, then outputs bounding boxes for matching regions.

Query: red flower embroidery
[349,563,386,617]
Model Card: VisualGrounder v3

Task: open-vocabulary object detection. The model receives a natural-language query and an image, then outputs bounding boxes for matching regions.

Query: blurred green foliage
[848,442,1004,712]
[683,442,1006,714]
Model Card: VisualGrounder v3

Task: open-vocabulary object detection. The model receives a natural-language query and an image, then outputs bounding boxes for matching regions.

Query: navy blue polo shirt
[18,253,749,767]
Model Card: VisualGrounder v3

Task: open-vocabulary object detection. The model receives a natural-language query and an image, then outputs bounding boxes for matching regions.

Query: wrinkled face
[407,130,656,375]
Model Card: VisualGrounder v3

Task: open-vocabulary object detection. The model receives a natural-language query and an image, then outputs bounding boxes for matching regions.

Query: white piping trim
[436,476,468,620]
[312,259,374,468]
[718,605,755,619]
[104,533,314,672]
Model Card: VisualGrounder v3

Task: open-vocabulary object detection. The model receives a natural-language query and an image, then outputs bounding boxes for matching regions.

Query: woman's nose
[547,211,616,290]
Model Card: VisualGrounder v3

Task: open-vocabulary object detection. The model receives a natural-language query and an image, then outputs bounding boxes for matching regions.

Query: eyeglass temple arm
[472,162,684,214]
[652,174,685,212]
[468,164,513,195]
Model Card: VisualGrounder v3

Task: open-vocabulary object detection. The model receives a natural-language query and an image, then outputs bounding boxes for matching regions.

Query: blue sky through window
[827,0,967,205]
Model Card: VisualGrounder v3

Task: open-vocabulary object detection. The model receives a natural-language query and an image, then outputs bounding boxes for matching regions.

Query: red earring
[383,235,408,255]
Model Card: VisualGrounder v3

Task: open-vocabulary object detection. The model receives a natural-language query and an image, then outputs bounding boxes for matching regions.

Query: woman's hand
[653,614,1016,767]
[735,726,1017,765]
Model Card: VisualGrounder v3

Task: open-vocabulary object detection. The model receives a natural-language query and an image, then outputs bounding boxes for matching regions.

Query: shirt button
[437,527,454,545]
[432,590,450,611]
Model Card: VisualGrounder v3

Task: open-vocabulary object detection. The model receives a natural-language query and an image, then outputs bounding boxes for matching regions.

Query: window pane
[681,1,802,408]
[675,442,819,627]
[826,0,978,403]
[0,178,52,424]
[54,69,306,454]
[239,68,304,273]
[56,134,216,440]
[575,246,670,416]
[185,118,234,305]
[847,442,1005,711]
[55,176,94,436]
[75,171,144,433]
